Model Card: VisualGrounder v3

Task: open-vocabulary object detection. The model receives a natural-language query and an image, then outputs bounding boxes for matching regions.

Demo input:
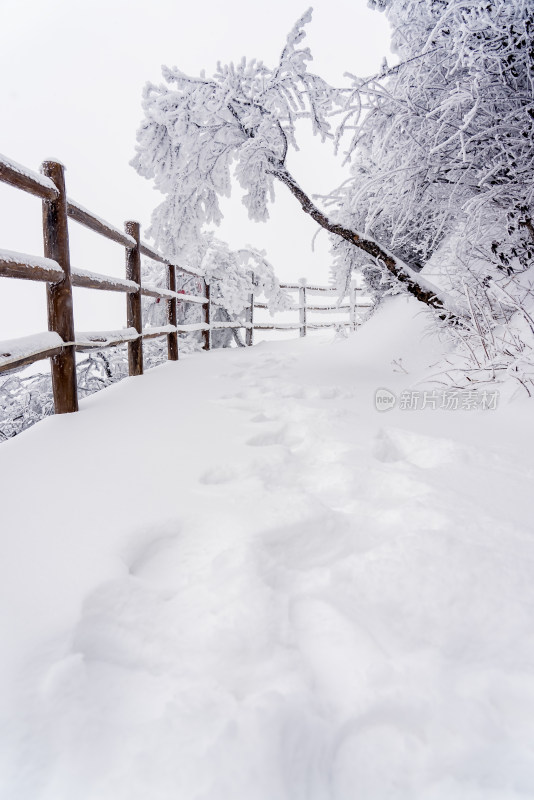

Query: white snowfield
[1,297,533,799]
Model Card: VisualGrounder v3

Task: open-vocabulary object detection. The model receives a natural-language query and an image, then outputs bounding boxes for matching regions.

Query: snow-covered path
[1,298,534,799]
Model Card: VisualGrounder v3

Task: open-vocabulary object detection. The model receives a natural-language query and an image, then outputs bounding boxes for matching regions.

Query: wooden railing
[0,152,371,420]
[251,279,371,340]
[0,153,210,415]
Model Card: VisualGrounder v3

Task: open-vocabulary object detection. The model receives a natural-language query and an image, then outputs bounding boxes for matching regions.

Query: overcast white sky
[0,0,390,338]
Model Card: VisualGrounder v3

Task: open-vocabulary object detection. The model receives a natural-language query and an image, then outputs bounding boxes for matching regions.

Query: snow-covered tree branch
[131,8,456,319]
[335,0,534,278]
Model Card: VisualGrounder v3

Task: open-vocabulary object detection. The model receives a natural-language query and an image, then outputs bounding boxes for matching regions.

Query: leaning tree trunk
[269,160,460,324]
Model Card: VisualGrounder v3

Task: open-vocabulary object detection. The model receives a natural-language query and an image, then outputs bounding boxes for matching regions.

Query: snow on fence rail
[263,280,372,337]
[0,332,65,372]
[0,151,370,421]
[0,153,211,414]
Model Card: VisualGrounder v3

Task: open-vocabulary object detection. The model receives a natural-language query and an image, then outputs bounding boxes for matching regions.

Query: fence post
[350,279,358,332]
[167,264,179,361]
[125,221,143,376]
[203,279,211,351]
[246,272,254,346]
[41,160,78,414]
[299,277,307,337]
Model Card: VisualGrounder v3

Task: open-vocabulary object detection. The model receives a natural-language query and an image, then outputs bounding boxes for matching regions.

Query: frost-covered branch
[132,8,455,319]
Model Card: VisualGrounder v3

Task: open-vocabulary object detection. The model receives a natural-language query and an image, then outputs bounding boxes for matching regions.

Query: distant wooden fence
[253,279,370,338]
[0,152,369,419]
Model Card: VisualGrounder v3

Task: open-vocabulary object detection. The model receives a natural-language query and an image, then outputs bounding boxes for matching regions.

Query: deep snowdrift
[1,297,533,799]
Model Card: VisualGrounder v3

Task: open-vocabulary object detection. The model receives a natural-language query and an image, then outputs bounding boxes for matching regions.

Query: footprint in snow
[215,392,261,412]
[199,464,240,485]
[373,428,461,468]
[218,390,251,401]
[332,709,427,797]
[247,427,304,448]
[317,386,342,400]
[127,531,180,577]
[72,578,169,670]
[279,384,307,400]
[250,412,278,423]
[290,596,391,712]
[261,512,352,572]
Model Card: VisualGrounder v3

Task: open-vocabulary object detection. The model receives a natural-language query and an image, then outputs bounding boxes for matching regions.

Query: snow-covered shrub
[0,371,54,441]
[142,236,290,350]
[0,349,130,441]
[421,226,534,394]
[338,0,534,267]
[328,0,534,389]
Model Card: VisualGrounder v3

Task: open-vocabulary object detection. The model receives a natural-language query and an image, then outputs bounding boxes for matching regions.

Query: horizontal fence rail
[252,280,371,339]
[0,152,371,422]
[0,250,65,283]
[0,153,211,412]
[0,154,59,200]
[67,199,136,249]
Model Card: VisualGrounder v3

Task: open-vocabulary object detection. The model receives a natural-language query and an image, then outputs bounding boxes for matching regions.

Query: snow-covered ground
[1,297,533,799]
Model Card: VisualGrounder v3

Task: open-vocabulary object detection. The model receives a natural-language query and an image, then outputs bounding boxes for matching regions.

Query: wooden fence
[0,153,217,415]
[253,279,370,338]
[0,152,369,419]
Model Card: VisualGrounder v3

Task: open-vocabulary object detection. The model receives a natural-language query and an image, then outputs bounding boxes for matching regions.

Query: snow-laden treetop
[131,8,339,263]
